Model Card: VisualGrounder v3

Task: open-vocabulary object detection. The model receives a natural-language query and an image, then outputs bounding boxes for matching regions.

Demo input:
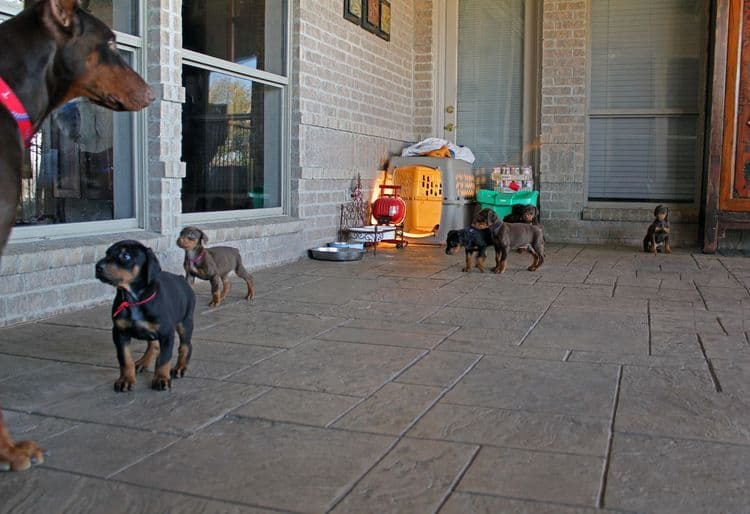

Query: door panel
[720,0,750,209]
[442,0,539,170]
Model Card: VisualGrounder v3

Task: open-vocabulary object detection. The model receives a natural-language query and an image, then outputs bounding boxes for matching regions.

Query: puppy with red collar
[95,240,196,392]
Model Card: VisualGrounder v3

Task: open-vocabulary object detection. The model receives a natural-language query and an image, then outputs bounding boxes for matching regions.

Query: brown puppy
[487,221,545,273]
[643,205,671,254]
[177,226,255,307]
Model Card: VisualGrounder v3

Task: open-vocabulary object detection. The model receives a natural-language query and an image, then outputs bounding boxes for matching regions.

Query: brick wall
[293,0,420,248]
[539,0,587,223]
[413,0,434,139]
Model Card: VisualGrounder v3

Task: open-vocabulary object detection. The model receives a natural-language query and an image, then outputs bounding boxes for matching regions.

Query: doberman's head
[95,240,161,292]
[176,226,208,252]
[471,208,499,229]
[446,229,470,255]
[654,205,669,223]
[33,0,154,111]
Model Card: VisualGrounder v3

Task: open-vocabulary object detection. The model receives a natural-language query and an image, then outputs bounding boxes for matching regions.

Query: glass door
[442,0,540,170]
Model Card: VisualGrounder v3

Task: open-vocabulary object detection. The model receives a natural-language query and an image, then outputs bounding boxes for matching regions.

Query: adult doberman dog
[0,0,154,471]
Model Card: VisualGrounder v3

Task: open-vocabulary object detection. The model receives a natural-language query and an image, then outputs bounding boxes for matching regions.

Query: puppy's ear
[48,0,80,29]
[198,229,208,245]
[144,247,162,284]
[654,205,663,218]
[664,208,669,221]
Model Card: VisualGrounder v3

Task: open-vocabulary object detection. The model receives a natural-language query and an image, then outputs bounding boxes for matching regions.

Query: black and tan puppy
[471,207,500,229]
[503,204,539,225]
[176,226,255,307]
[95,240,196,392]
[445,227,492,272]
[643,205,671,254]
[487,221,545,273]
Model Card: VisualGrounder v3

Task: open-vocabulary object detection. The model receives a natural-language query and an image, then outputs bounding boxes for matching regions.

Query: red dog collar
[0,76,33,148]
[112,290,158,318]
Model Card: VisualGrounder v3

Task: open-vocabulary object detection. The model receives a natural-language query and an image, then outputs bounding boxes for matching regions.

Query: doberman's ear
[144,247,162,285]
[49,0,80,29]
[198,229,208,245]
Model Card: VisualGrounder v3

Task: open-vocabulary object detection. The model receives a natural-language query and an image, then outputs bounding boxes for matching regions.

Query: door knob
[444,122,455,131]
[446,105,455,113]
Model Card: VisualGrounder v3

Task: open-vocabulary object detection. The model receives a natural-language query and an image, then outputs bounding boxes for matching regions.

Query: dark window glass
[84,0,138,35]
[182,65,282,213]
[16,52,135,227]
[183,0,287,76]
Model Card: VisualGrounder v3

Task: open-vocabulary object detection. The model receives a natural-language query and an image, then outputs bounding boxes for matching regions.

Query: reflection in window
[182,66,282,213]
[84,0,138,36]
[16,99,134,226]
[182,0,286,75]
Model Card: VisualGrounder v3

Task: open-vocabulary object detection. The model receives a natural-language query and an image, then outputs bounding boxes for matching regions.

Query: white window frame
[180,2,292,224]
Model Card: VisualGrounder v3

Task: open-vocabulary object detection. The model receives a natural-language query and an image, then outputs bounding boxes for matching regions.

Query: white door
[440,0,540,171]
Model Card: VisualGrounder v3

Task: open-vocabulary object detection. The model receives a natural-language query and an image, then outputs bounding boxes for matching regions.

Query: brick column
[539,0,587,221]
[145,0,185,235]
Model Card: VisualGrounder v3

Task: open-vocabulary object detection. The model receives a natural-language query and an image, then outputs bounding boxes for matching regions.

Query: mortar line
[695,283,710,311]
[566,247,586,266]
[647,299,652,357]
[433,445,481,514]
[716,317,730,336]
[325,349,429,428]
[718,257,750,296]
[697,334,723,393]
[325,354,484,512]
[596,364,623,509]
[516,288,563,346]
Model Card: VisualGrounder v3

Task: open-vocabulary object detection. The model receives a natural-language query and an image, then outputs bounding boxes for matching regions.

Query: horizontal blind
[457,0,524,168]
[588,0,707,202]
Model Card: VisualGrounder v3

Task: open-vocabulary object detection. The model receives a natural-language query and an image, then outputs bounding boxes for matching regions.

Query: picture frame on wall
[378,0,391,41]
[346,0,390,42]
[343,0,361,25]
[361,0,380,34]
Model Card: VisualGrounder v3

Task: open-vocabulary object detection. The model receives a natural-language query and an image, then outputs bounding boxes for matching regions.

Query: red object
[372,184,406,224]
[508,181,521,191]
[0,76,33,148]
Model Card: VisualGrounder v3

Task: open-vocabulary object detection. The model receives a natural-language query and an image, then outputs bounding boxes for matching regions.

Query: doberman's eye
[120,252,131,262]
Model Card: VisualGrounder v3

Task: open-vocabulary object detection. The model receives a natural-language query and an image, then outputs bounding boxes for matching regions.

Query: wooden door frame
[704,0,750,252]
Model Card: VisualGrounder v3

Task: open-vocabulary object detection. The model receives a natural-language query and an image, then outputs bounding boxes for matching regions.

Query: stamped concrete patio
[1,243,749,513]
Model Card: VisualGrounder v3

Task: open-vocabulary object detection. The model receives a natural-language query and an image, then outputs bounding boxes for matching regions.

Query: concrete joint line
[596,364,623,509]
[697,333,723,393]
[516,288,565,346]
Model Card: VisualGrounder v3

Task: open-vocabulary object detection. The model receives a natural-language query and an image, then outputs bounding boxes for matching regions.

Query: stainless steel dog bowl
[308,246,365,261]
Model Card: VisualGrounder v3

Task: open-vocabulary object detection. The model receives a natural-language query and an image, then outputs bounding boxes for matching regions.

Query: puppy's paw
[151,374,171,391]
[665,245,672,254]
[461,267,470,272]
[0,439,45,472]
[493,266,505,274]
[170,366,187,379]
[114,375,135,392]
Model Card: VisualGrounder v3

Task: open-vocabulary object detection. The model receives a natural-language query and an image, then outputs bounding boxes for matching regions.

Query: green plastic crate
[476,189,539,220]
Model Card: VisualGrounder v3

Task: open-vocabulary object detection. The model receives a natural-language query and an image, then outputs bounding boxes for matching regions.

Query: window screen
[587,0,708,202]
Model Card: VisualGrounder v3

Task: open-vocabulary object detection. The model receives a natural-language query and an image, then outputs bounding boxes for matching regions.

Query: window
[587,0,708,203]
[13,1,143,234]
[182,0,288,216]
